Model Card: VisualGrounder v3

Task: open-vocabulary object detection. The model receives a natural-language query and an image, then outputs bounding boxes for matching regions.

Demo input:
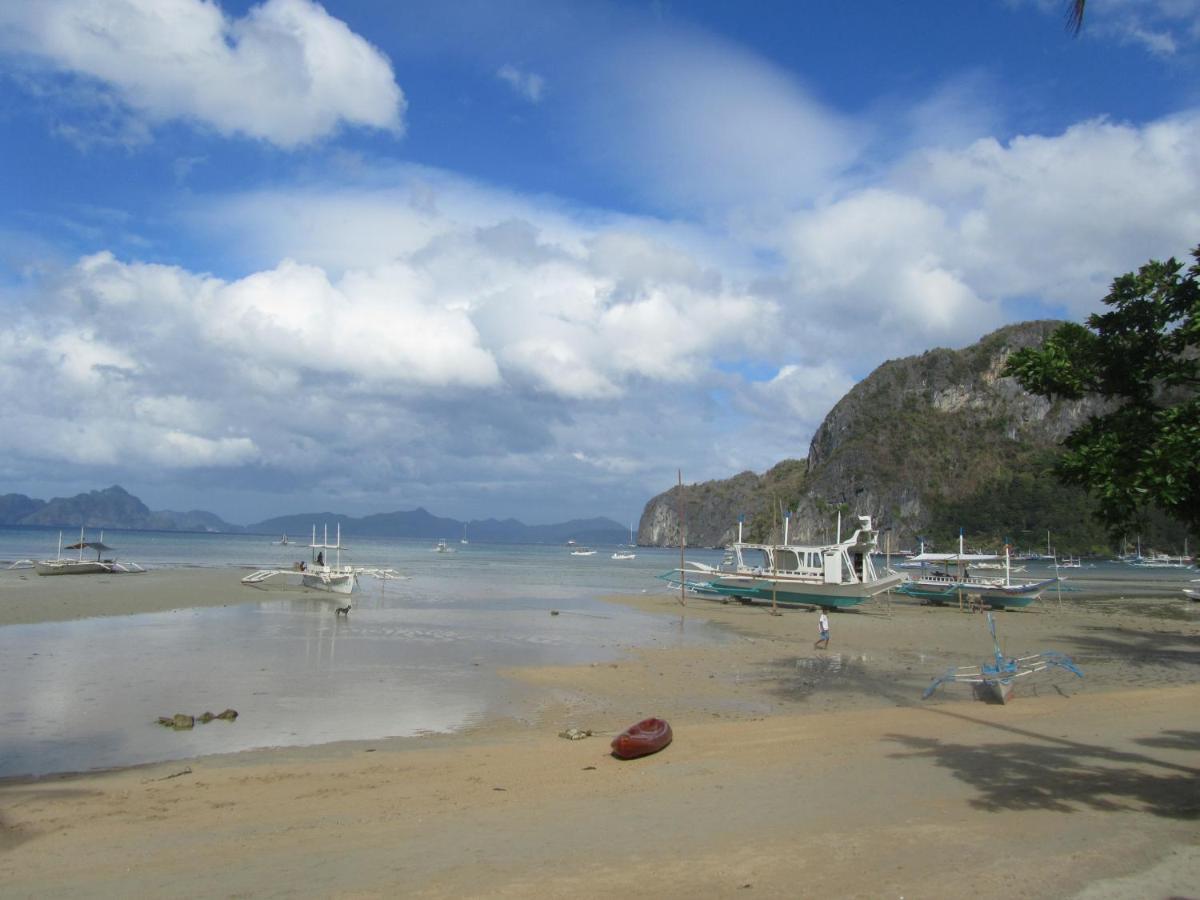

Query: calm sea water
[0,528,1194,778]
[0,527,728,778]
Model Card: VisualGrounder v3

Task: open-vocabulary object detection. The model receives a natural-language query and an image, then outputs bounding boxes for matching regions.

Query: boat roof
[908,552,1000,563]
[65,541,113,551]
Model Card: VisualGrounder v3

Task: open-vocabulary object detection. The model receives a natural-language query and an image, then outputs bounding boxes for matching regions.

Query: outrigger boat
[14,528,146,575]
[894,534,1056,609]
[241,524,402,603]
[661,515,904,610]
[922,612,1083,704]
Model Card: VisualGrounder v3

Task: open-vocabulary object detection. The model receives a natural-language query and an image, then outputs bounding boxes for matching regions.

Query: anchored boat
[241,524,402,604]
[22,528,145,576]
[894,533,1056,609]
[661,515,904,610]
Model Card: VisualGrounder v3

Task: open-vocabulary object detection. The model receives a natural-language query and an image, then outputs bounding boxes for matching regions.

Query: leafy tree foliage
[1003,246,1200,538]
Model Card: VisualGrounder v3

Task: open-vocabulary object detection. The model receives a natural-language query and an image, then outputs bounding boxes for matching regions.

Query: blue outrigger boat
[922,612,1083,704]
[660,515,905,610]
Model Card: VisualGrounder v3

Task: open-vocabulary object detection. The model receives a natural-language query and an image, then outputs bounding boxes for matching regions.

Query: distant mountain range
[0,485,628,545]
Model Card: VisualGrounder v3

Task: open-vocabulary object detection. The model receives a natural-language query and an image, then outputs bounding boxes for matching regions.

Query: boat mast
[677,469,686,607]
[784,508,790,545]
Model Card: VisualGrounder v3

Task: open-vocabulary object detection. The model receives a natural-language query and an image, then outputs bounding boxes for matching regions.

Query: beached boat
[1184,588,1198,601]
[611,717,673,759]
[28,529,145,576]
[242,524,402,603]
[894,535,1056,609]
[1131,552,1190,568]
[662,515,904,610]
[923,612,1083,704]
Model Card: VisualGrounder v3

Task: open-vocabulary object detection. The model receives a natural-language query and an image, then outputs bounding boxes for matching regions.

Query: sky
[1,0,1199,527]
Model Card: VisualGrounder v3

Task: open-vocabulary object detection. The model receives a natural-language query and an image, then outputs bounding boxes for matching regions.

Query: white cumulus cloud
[0,0,405,147]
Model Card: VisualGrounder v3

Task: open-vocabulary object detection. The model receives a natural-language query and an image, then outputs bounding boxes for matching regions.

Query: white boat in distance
[24,528,146,576]
[612,551,636,560]
[663,515,904,610]
[273,534,292,545]
[242,524,402,603]
[570,547,597,556]
[434,539,456,553]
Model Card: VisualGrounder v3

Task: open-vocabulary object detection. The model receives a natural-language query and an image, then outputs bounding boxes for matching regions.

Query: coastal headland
[1,569,1197,897]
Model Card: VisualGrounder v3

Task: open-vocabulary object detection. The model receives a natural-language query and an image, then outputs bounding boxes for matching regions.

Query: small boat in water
[611,717,673,759]
[611,551,636,560]
[570,547,597,556]
[242,524,403,604]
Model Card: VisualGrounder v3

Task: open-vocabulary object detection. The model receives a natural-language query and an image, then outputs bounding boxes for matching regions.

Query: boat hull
[693,570,905,610]
[611,717,672,760]
[301,571,357,594]
[897,580,1051,609]
[974,678,1015,704]
[34,560,111,576]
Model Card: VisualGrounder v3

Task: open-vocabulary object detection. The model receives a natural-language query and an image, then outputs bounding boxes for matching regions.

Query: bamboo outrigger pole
[677,469,686,607]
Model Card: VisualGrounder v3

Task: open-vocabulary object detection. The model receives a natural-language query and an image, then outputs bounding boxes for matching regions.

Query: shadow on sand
[886,707,1200,819]
[1054,624,1200,669]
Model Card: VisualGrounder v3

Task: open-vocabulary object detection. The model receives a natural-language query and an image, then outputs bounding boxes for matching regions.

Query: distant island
[0,485,628,546]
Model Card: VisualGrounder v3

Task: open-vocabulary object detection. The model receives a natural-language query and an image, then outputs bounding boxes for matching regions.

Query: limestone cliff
[638,322,1114,552]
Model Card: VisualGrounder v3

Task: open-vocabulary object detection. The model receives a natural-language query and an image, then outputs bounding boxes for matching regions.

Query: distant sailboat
[461,523,469,545]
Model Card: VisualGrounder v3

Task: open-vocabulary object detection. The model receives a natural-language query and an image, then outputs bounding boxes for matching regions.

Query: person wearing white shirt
[814,611,830,650]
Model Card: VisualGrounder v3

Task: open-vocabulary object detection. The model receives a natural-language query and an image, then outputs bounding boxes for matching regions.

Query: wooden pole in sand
[677,469,686,607]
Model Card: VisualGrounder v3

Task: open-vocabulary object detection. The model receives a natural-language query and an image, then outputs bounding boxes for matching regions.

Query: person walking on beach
[814,610,830,650]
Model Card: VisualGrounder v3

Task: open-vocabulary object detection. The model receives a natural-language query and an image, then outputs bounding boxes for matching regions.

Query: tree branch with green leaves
[1003,245,1200,537]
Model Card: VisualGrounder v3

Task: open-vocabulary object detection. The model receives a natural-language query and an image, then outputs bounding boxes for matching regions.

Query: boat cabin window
[775,549,801,572]
[739,547,770,570]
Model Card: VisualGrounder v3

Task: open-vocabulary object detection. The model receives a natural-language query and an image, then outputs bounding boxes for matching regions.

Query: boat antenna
[677,469,686,607]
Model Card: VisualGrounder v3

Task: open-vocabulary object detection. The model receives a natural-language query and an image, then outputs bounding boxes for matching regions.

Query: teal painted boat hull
[895,583,1045,609]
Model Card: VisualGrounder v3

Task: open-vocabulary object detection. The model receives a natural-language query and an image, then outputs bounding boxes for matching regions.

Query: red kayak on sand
[611,717,672,760]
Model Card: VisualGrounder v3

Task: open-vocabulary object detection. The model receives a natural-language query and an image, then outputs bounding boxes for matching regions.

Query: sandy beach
[1,569,1198,898]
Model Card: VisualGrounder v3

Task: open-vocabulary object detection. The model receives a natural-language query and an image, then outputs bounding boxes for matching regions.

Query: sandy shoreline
[1,569,1198,897]
[0,567,263,626]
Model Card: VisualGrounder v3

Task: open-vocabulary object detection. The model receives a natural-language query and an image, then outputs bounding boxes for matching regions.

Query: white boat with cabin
[894,534,1057,609]
[662,515,904,610]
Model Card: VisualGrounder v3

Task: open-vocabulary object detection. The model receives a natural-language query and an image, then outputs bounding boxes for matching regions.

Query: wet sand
[1,572,1198,897]
[0,567,260,626]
